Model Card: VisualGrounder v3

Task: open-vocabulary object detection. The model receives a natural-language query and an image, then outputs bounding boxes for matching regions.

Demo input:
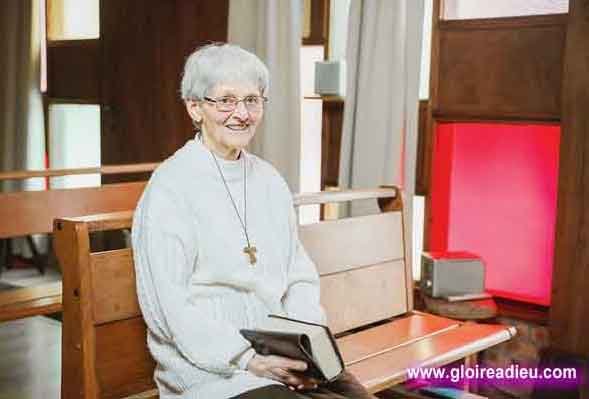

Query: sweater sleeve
[132,184,251,376]
[282,201,327,325]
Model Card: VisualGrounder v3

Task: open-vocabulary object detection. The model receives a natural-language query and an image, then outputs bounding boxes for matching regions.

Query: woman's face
[186,82,264,160]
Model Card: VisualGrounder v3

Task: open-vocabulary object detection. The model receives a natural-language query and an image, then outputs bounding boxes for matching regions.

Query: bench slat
[293,188,397,206]
[321,260,407,334]
[300,212,404,276]
[347,322,516,393]
[0,182,145,238]
[90,249,139,325]
[0,282,62,321]
[95,317,156,399]
[336,313,460,365]
[89,253,408,331]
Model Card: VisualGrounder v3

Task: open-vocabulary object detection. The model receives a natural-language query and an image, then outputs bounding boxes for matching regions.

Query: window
[47,0,100,40]
[420,0,433,100]
[443,0,568,20]
[48,104,101,189]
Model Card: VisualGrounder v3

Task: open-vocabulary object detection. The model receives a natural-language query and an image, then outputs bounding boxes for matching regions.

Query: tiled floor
[0,266,61,288]
[0,265,63,398]
[0,317,61,399]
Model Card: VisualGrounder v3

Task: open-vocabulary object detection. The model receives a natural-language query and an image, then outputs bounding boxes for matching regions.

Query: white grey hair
[180,43,270,100]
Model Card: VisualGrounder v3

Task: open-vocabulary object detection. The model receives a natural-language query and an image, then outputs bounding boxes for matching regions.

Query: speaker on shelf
[314,60,346,96]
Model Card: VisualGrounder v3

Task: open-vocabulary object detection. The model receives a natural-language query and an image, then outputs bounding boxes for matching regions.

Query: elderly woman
[132,44,375,399]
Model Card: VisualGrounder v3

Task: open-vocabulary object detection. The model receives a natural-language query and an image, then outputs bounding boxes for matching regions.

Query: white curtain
[228,0,303,193]
[0,0,46,261]
[0,0,46,193]
[339,0,424,269]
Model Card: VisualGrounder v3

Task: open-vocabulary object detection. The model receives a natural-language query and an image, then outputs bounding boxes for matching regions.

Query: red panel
[429,123,560,305]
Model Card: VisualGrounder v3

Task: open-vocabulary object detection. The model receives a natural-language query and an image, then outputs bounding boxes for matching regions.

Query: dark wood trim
[303,0,329,46]
[550,0,589,356]
[46,38,100,47]
[423,0,442,248]
[47,97,101,105]
[494,297,549,325]
[320,97,344,189]
[323,0,331,59]
[415,100,429,196]
[428,0,442,114]
[431,112,561,123]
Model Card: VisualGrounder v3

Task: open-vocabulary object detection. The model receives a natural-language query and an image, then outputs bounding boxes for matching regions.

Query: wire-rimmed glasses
[203,95,268,113]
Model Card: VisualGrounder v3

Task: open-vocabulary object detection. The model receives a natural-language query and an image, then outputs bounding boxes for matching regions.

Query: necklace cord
[209,150,251,247]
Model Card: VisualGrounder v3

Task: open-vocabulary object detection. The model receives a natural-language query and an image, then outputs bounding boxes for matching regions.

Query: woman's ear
[185,100,202,123]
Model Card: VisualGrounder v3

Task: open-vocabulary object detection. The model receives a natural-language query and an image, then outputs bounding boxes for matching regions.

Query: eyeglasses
[203,95,268,113]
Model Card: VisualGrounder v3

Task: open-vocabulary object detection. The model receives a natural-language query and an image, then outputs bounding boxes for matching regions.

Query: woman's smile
[225,123,251,132]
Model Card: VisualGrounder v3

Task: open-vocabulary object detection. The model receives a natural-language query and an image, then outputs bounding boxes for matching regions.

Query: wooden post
[54,220,98,398]
[550,0,589,356]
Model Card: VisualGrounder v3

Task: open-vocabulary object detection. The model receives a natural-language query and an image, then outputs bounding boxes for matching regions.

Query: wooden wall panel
[433,15,566,121]
[321,98,344,188]
[415,100,429,195]
[550,0,589,356]
[100,0,229,182]
[47,40,101,101]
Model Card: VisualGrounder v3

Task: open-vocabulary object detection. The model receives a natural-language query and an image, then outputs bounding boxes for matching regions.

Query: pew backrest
[54,187,407,399]
[0,164,156,322]
[0,164,156,239]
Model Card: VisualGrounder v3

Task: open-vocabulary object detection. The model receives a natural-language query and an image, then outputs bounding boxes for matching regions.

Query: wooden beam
[0,163,158,181]
[550,0,589,356]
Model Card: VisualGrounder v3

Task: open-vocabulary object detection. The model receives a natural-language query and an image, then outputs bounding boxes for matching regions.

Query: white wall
[299,46,324,224]
[444,0,568,19]
[48,104,101,189]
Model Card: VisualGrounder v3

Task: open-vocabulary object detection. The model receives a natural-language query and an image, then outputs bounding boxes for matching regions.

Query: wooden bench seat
[344,314,513,393]
[54,187,515,398]
[0,281,62,322]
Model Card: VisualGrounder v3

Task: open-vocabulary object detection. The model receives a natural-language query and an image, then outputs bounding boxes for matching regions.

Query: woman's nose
[233,101,250,119]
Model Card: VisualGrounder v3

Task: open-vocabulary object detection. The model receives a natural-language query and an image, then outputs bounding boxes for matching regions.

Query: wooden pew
[0,164,156,321]
[53,187,516,398]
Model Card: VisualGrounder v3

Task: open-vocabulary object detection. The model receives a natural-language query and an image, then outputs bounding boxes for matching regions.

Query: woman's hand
[246,354,319,391]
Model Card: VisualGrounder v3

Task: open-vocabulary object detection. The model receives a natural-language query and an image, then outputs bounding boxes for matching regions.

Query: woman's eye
[245,96,258,105]
[220,97,236,105]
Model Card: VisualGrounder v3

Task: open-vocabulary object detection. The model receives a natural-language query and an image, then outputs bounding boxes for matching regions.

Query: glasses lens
[244,96,264,112]
[217,97,238,112]
[213,96,266,112]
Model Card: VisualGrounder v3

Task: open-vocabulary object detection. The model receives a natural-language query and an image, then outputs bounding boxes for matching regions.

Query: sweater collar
[191,134,252,182]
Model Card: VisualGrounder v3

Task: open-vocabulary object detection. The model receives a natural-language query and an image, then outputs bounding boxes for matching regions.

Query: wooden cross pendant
[243,245,257,265]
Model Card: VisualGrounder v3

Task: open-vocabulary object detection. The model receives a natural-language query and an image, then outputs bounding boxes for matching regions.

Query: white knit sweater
[132,136,326,398]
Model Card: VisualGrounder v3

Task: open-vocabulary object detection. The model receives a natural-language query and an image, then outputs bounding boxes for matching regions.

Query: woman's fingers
[271,368,318,390]
[272,367,299,383]
[247,354,317,390]
[265,355,307,371]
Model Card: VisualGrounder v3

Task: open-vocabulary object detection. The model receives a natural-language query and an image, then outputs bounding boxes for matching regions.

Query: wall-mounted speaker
[314,60,346,96]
